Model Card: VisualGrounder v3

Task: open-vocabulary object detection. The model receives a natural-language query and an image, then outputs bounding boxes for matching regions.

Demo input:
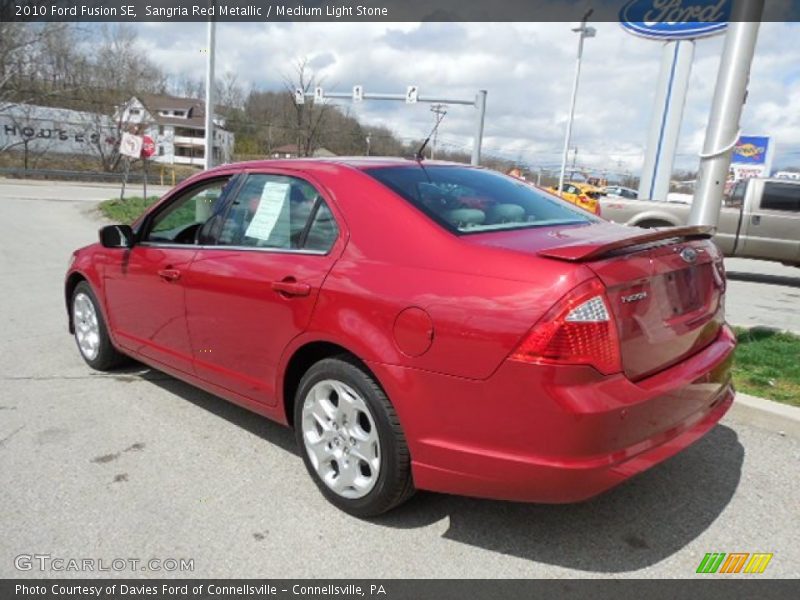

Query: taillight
[578,195,600,215]
[510,278,622,375]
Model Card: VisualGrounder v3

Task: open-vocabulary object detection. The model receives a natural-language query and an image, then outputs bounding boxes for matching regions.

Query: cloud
[132,21,800,174]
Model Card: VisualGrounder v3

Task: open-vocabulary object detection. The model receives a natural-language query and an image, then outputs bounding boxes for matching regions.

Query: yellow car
[548,182,603,215]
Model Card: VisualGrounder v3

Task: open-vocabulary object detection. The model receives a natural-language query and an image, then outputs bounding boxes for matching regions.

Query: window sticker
[244,181,290,241]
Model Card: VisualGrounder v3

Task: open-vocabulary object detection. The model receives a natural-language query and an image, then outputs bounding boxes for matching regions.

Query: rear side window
[218,174,338,251]
[365,165,597,234]
[761,182,800,212]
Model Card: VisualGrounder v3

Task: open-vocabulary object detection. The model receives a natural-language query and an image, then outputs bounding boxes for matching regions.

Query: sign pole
[471,90,487,166]
[637,40,695,201]
[558,13,595,195]
[204,12,216,171]
[143,158,148,201]
[120,157,129,202]
[689,0,765,226]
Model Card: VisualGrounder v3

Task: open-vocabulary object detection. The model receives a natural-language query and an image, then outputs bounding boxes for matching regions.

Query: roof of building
[129,93,233,131]
[137,93,205,114]
[271,144,336,157]
[158,116,206,128]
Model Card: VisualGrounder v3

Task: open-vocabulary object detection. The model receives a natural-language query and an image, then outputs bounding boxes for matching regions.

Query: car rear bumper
[373,325,736,503]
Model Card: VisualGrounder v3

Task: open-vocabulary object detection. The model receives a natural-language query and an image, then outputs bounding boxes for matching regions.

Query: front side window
[218,174,338,252]
[144,178,231,244]
[366,165,597,234]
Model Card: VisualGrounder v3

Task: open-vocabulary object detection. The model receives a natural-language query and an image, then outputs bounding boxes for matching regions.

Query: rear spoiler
[538,225,714,262]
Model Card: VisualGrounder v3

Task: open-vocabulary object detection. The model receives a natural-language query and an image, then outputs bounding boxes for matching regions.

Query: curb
[727,393,800,438]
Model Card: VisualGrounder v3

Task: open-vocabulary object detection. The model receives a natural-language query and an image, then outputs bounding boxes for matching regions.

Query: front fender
[64,244,109,335]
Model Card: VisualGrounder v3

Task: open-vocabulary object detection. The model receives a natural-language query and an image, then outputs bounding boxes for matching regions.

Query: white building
[116,94,235,167]
[0,103,117,156]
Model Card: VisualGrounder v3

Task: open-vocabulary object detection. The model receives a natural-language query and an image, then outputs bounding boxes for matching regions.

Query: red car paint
[66,158,735,503]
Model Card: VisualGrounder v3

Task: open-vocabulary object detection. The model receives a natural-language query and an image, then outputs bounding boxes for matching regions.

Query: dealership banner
[3,0,800,23]
[2,579,799,600]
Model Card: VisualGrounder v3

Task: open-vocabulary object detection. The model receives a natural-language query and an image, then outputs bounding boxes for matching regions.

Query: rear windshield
[365,165,598,234]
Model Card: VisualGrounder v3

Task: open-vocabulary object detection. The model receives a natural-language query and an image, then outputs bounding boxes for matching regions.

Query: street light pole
[689,0,765,226]
[203,12,216,171]
[558,11,595,196]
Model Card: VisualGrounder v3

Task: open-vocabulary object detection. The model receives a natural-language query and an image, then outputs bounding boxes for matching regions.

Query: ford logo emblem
[619,0,731,40]
[680,247,699,264]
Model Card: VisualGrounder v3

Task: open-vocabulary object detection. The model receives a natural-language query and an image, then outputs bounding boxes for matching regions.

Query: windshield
[365,165,598,234]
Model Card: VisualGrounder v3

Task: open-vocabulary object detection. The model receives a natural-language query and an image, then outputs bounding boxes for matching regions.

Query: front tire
[294,356,414,517]
[71,281,127,371]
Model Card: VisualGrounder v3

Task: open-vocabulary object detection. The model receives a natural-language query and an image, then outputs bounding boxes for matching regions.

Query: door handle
[157,268,181,282]
[271,278,311,297]
[751,215,761,225]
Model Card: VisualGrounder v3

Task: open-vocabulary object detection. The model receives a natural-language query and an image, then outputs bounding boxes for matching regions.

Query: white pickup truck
[600,178,800,267]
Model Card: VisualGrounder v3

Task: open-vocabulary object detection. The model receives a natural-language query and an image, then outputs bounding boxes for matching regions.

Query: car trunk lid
[534,224,725,381]
[466,222,726,380]
[588,239,725,380]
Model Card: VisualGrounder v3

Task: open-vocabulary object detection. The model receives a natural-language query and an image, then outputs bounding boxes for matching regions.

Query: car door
[103,175,237,374]
[183,170,344,405]
[739,180,800,263]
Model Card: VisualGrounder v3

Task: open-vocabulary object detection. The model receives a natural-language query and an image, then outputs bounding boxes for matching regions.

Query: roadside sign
[141,135,156,159]
[120,132,142,158]
[619,0,731,40]
[353,85,363,102]
[406,86,419,104]
[294,88,305,105]
[314,87,324,103]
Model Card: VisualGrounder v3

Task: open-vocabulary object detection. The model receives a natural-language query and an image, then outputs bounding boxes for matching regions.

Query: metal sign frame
[297,86,487,165]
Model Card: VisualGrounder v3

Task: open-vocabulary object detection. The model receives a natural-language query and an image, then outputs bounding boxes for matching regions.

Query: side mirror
[99,224,134,249]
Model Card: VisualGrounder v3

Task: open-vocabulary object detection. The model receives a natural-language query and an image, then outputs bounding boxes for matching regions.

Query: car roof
[205,156,470,175]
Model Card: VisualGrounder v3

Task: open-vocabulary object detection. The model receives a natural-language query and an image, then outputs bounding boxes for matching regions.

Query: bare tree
[216,71,244,111]
[283,58,333,157]
[0,23,77,113]
[171,75,205,100]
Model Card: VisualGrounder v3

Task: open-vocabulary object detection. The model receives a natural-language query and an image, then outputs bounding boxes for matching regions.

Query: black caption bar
[2,580,800,600]
[1,0,799,22]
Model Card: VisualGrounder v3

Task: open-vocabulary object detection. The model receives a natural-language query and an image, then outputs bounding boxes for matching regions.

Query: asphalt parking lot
[1,180,798,578]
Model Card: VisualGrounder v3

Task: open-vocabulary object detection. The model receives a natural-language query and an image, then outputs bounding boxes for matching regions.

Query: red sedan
[65,158,735,516]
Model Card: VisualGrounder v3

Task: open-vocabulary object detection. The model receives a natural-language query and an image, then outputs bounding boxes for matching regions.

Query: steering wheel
[173,222,202,245]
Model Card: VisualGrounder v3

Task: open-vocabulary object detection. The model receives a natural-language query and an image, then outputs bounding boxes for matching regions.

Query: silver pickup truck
[600,178,800,267]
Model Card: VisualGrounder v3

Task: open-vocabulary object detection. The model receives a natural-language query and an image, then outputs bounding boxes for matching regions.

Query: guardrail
[0,167,189,185]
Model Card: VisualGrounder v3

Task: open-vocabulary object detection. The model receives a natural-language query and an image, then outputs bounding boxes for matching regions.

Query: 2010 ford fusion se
[65,158,735,517]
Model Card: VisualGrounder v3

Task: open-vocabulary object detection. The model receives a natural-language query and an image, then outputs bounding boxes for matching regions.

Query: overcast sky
[133,21,800,176]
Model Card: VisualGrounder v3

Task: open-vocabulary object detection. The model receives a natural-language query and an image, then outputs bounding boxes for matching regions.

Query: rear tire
[294,356,415,517]
[71,281,127,371]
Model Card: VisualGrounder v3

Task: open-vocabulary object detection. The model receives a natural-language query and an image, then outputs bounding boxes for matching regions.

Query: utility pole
[365,132,371,156]
[558,10,596,196]
[689,0,765,226]
[571,146,578,179]
[203,9,216,171]
[429,104,447,159]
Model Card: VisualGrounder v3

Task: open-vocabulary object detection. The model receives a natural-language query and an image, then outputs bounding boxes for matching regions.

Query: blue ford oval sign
[620,0,731,40]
